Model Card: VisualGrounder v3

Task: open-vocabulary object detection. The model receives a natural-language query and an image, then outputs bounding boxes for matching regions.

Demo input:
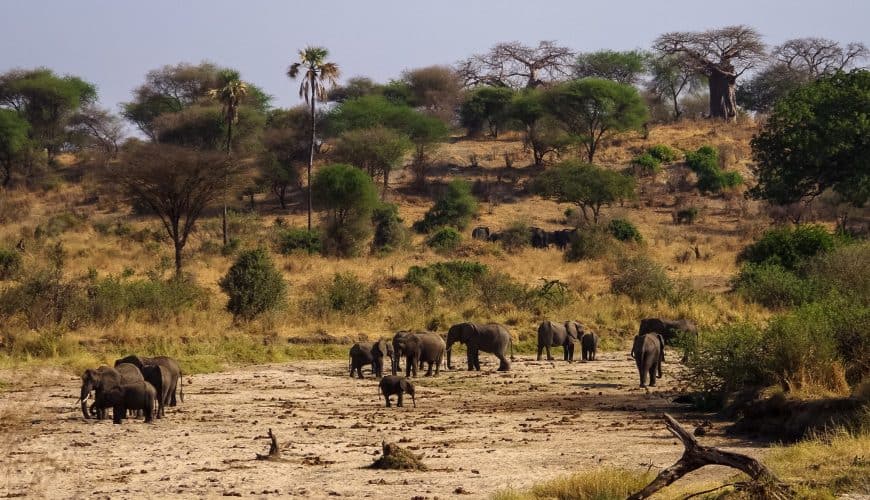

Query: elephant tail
[179,369,184,403]
[509,335,515,362]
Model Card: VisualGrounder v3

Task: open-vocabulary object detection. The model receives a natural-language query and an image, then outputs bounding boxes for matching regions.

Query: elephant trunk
[79,386,90,419]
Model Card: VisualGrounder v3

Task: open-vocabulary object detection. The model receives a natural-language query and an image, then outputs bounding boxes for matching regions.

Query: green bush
[807,242,870,302]
[674,207,699,224]
[34,212,85,239]
[371,203,407,254]
[306,272,378,317]
[733,263,815,308]
[89,275,208,324]
[607,218,642,242]
[0,247,21,280]
[274,227,321,255]
[499,222,532,252]
[610,254,674,303]
[426,227,462,252]
[564,226,614,261]
[684,323,767,396]
[219,248,287,320]
[738,224,836,271]
[312,163,380,257]
[406,260,488,303]
[685,145,743,193]
[413,179,479,232]
[648,144,679,163]
[630,152,661,175]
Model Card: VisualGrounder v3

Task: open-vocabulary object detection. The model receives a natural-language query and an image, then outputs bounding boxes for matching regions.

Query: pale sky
[2,0,868,113]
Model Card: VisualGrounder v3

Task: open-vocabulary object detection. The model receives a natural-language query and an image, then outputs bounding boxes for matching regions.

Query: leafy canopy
[532,160,635,224]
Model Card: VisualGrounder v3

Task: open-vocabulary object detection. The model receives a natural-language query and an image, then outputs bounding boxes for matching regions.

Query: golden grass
[492,468,654,500]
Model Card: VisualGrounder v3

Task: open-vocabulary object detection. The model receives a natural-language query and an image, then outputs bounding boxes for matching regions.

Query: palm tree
[208,70,248,246]
[287,46,340,232]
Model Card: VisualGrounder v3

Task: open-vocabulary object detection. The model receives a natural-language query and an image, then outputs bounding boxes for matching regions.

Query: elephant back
[115,363,144,384]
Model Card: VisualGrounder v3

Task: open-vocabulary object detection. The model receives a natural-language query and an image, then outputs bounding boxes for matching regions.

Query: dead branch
[255,428,281,460]
[627,413,792,500]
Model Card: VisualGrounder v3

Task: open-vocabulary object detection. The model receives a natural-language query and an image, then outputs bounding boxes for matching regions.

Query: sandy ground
[0,352,767,499]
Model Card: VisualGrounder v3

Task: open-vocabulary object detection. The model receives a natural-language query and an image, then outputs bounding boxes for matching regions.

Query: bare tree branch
[456,41,574,89]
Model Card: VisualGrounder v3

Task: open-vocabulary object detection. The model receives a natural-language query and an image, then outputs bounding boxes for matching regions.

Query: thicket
[304,272,379,317]
[684,145,743,193]
[426,227,462,253]
[219,248,287,320]
[273,226,322,255]
[371,203,407,254]
[413,179,478,232]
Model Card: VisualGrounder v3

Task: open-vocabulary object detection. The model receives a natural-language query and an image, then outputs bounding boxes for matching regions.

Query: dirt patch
[0,353,768,499]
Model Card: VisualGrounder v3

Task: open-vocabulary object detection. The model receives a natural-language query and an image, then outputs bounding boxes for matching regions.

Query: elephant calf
[536,320,583,361]
[581,331,599,361]
[349,339,393,379]
[379,375,416,408]
[631,333,664,388]
[92,381,157,424]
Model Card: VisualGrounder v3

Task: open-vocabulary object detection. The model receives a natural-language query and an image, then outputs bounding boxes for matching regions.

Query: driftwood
[628,413,793,500]
[255,428,281,460]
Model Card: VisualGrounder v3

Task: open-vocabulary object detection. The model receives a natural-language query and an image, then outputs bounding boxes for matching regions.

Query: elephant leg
[496,352,510,371]
[425,362,434,377]
[169,378,178,407]
[472,350,481,371]
[383,393,391,408]
[648,366,657,387]
[536,344,543,361]
[466,350,474,371]
[546,345,553,361]
[397,392,404,407]
[637,361,647,387]
[113,405,124,425]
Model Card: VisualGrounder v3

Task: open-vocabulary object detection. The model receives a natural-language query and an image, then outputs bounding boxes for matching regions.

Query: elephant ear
[467,322,478,340]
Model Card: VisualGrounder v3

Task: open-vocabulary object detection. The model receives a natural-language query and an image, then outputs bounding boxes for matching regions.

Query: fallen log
[255,428,281,460]
[628,413,792,500]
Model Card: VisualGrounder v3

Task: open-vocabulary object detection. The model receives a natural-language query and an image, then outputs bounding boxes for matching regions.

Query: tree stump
[628,414,792,500]
[369,441,427,470]
[255,428,281,461]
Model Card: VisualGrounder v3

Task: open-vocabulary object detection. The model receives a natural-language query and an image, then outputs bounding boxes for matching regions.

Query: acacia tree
[332,126,412,192]
[0,109,29,187]
[509,89,566,167]
[459,86,514,137]
[532,160,636,224]
[68,104,124,161]
[288,46,340,232]
[574,50,648,85]
[654,26,765,121]
[544,78,648,163]
[647,54,703,120]
[115,143,237,277]
[208,70,248,246]
[457,41,574,89]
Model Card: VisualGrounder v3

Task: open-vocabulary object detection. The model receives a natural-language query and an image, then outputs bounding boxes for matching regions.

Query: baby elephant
[379,375,416,408]
[581,331,599,361]
[93,381,157,424]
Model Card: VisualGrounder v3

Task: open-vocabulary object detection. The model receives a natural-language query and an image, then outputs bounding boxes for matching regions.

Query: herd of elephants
[471,225,577,249]
[78,318,697,421]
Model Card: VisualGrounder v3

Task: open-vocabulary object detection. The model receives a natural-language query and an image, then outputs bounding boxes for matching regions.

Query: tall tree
[772,38,869,78]
[208,70,248,246]
[459,86,515,137]
[544,78,648,163]
[332,127,412,192]
[654,26,765,121]
[287,46,340,233]
[646,54,703,120]
[457,41,574,89]
[68,104,124,162]
[574,50,648,85]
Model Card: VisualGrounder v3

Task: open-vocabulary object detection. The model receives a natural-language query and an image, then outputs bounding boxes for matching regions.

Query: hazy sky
[2,0,868,113]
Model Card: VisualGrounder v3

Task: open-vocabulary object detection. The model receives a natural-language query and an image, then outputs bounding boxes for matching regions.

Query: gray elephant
[349,339,393,379]
[141,365,172,418]
[378,375,416,408]
[536,320,583,361]
[115,355,183,406]
[92,381,157,424]
[580,331,599,361]
[81,363,143,420]
[471,226,490,241]
[446,322,513,371]
[638,318,697,344]
[631,333,664,387]
[392,331,446,377]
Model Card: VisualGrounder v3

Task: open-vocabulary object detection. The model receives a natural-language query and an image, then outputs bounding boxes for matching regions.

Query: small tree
[532,160,635,224]
[371,202,407,254]
[332,126,412,192]
[414,179,479,232]
[0,109,30,187]
[508,89,566,167]
[647,54,704,121]
[219,248,287,320]
[544,78,648,163]
[574,50,648,85]
[114,143,236,277]
[312,163,379,257]
[459,86,514,137]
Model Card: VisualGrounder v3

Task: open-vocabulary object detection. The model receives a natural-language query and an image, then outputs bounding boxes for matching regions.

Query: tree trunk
[222,118,233,246]
[173,240,183,279]
[708,69,738,122]
[307,74,316,237]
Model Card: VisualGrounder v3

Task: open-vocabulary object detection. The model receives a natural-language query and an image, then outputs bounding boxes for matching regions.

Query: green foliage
[406,261,488,303]
[426,227,462,252]
[733,263,815,308]
[574,50,648,85]
[610,254,674,303]
[154,104,265,152]
[647,144,680,163]
[674,207,698,224]
[88,275,208,324]
[808,242,870,303]
[459,86,514,137]
[607,218,642,242]
[564,226,614,262]
[0,109,30,185]
[332,126,412,188]
[736,63,809,113]
[274,226,321,255]
[685,145,743,193]
[544,78,648,162]
[306,272,378,317]
[0,247,21,280]
[326,95,448,147]
[532,160,635,224]
[508,89,568,166]
[414,179,479,232]
[738,224,836,271]
[312,164,380,257]
[630,152,661,175]
[371,203,407,254]
[684,323,768,396]
[751,70,870,208]
[219,248,287,320]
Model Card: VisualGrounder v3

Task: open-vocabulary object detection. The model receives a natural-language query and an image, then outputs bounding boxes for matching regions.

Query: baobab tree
[654,26,765,121]
[287,46,340,233]
[772,37,868,78]
[457,41,574,89]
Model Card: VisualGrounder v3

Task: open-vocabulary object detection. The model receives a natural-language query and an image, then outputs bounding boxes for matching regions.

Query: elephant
[115,355,183,406]
[530,227,549,248]
[488,232,502,243]
[378,375,416,408]
[536,320,583,361]
[392,331,446,377]
[580,331,599,361]
[471,226,490,241]
[446,322,513,371]
[141,364,172,418]
[548,229,576,250]
[638,318,697,344]
[631,333,664,387]
[81,363,143,420]
[349,339,393,379]
[91,381,157,424]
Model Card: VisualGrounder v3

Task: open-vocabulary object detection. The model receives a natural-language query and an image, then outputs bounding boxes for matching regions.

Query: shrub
[426,227,461,252]
[0,247,21,280]
[494,468,653,500]
[307,272,378,316]
[406,261,487,303]
[630,152,661,176]
[499,222,532,252]
[673,207,698,224]
[607,218,642,242]
[312,163,380,257]
[738,224,835,271]
[219,248,287,320]
[34,212,85,239]
[274,227,321,255]
[733,263,814,308]
[89,274,208,324]
[807,242,870,302]
[477,271,530,311]
[684,323,767,396]
[647,144,679,163]
[685,145,743,193]
[371,203,407,254]
[610,254,674,303]
[564,226,614,261]
[413,179,478,232]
